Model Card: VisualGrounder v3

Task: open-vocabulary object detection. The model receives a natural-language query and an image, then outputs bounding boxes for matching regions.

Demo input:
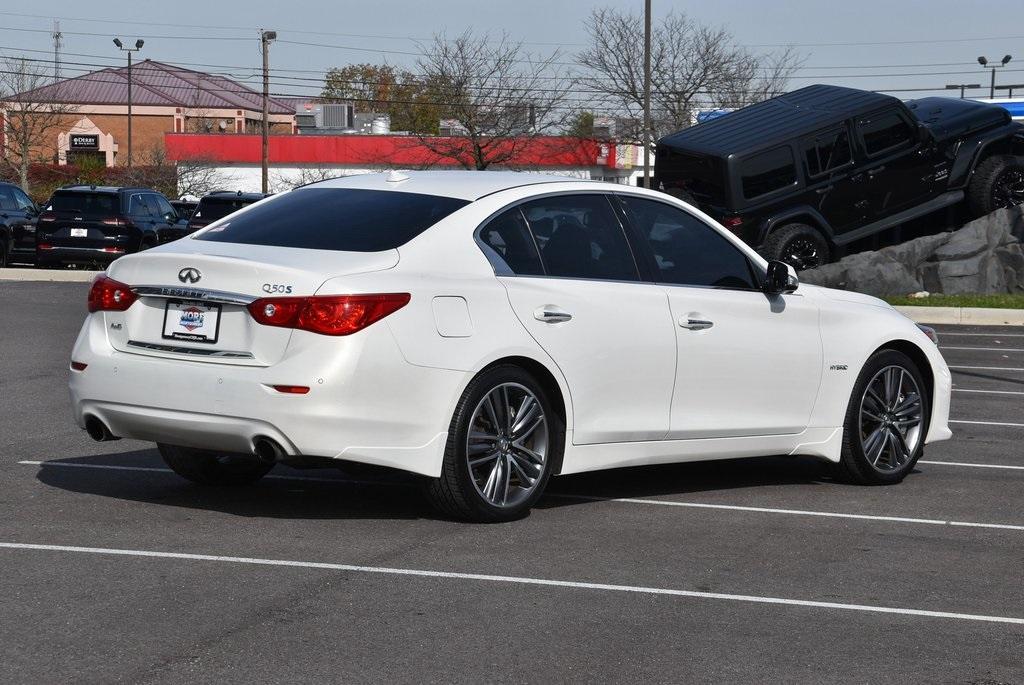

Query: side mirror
[764,260,799,295]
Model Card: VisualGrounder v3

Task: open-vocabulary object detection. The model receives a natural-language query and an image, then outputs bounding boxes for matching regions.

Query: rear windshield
[195,188,470,252]
[193,197,257,222]
[47,191,119,215]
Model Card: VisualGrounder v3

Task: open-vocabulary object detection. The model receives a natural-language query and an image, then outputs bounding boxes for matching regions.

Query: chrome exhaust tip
[252,437,285,463]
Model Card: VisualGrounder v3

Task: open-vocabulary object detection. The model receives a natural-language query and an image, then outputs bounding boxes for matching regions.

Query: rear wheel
[425,365,563,522]
[837,350,929,485]
[968,154,1024,215]
[762,223,830,271]
[158,443,273,486]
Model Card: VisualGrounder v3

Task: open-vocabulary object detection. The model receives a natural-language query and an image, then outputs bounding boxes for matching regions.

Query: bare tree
[413,31,572,170]
[0,56,78,193]
[125,146,225,199]
[577,9,802,142]
[274,166,344,192]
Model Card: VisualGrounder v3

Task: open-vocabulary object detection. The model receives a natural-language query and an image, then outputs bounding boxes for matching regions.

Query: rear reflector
[100,247,126,253]
[37,243,54,250]
[70,361,88,371]
[88,274,138,313]
[248,293,411,336]
[272,385,310,394]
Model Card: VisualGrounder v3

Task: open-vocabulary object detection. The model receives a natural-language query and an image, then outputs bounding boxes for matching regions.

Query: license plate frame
[162,299,222,344]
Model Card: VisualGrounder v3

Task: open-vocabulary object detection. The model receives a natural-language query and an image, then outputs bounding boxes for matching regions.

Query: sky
[2,0,1023,103]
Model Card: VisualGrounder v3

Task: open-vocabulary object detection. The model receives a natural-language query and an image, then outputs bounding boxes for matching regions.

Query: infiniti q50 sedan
[69,171,952,522]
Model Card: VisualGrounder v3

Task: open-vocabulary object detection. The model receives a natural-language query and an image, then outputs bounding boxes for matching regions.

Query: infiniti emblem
[178,267,202,284]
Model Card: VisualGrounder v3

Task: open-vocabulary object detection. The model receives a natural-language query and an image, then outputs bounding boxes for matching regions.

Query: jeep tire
[968,154,1024,216]
[762,223,831,271]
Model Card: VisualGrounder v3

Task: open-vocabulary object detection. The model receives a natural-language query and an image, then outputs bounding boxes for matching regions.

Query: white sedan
[69,171,952,521]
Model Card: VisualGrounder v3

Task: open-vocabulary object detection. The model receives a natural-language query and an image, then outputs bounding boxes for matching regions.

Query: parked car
[187,191,268,233]
[69,171,951,522]
[654,84,1024,270]
[170,199,198,220]
[36,185,188,268]
[0,181,41,266]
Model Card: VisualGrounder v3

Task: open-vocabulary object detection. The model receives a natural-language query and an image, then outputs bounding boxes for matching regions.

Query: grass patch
[883,293,1024,309]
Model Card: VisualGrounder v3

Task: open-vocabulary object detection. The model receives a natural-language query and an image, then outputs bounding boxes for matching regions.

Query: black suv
[0,182,41,266]
[655,84,1024,269]
[36,185,188,268]
[187,191,268,233]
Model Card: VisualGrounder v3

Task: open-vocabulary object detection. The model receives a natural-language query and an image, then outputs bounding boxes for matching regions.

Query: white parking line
[949,419,1024,428]
[942,346,1024,352]
[1,541,1022,626]
[949,366,1024,372]
[919,460,1024,471]
[953,388,1024,396]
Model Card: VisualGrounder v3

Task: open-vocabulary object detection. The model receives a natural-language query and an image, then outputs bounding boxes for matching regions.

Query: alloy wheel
[466,382,548,508]
[991,169,1024,209]
[858,365,924,472]
[783,237,821,270]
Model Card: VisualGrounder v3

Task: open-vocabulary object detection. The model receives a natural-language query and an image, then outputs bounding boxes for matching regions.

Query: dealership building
[1,60,296,167]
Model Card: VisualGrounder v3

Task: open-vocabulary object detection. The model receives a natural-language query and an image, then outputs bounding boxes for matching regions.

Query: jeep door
[616,195,822,439]
[854,107,928,216]
[801,125,870,234]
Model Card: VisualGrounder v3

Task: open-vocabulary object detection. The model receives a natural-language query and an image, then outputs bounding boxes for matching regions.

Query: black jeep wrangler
[654,84,1024,269]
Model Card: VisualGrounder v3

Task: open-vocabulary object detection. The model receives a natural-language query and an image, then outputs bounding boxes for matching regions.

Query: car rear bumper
[68,314,465,477]
[38,246,126,265]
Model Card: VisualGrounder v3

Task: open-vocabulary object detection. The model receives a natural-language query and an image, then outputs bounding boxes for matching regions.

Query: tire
[836,350,930,485]
[761,223,831,271]
[968,154,1024,216]
[158,443,273,486]
[425,364,564,523]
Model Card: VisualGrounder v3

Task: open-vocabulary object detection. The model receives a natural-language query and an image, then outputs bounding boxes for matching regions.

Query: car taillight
[721,216,743,228]
[87,274,138,313]
[39,212,56,222]
[37,243,54,250]
[247,293,411,336]
[101,218,126,227]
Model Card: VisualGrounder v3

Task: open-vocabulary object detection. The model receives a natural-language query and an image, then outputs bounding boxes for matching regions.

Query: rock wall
[800,206,1024,296]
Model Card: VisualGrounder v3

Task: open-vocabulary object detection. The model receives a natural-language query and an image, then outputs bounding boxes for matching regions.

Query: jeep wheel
[762,224,830,271]
[968,154,1024,215]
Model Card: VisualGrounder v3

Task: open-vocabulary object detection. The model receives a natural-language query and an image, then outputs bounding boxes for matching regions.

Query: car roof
[658,85,902,157]
[203,191,267,201]
[56,185,152,194]
[306,170,591,201]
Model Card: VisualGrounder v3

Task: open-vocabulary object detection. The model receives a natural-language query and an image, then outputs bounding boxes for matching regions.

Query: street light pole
[260,30,277,195]
[113,38,144,169]
[642,0,651,189]
[978,55,1013,99]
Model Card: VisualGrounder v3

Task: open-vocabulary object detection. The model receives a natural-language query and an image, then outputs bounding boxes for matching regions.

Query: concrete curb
[0,268,100,283]
[895,305,1024,326]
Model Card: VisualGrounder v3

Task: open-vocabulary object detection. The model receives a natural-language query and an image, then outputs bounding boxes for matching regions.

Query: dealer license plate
[162,300,221,343]
[70,227,88,238]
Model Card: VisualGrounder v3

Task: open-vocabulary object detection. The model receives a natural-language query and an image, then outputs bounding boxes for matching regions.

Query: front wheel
[425,365,564,522]
[837,350,929,485]
[158,444,273,486]
[968,154,1024,215]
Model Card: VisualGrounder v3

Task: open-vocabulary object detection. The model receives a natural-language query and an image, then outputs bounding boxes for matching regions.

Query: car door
[854,107,925,217]
[616,195,822,439]
[128,193,157,244]
[7,186,38,256]
[801,124,871,235]
[0,186,24,258]
[486,194,677,444]
[150,194,185,243]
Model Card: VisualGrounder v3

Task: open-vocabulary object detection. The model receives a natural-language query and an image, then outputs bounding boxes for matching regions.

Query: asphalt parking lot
[1,280,1022,684]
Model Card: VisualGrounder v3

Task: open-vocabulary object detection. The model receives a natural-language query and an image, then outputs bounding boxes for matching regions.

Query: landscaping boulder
[800,205,1024,296]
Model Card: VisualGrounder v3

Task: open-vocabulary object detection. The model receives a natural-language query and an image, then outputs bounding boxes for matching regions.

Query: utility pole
[113,38,144,168]
[642,0,652,189]
[261,30,277,194]
[52,20,62,82]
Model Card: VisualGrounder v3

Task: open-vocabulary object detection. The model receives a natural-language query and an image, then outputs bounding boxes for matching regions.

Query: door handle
[867,165,887,177]
[679,318,713,331]
[815,185,834,195]
[534,306,572,323]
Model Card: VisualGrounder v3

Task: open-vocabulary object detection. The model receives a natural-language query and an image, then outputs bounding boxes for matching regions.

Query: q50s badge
[262,283,293,294]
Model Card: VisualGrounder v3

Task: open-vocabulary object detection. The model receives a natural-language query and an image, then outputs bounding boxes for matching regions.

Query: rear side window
[858,110,914,156]
[740,147,797,199]
[620,196,758,290]
[478,207,544,276]
[804,128,852,177]
[196,188,470,252]
[0,186,16,211]
[519,194,638,281]
[195,197,255,222]
[47,191,118,215]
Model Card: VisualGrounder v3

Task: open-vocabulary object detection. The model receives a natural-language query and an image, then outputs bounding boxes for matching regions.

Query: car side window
[11,187,35,211]
[740,147,797,200]
[128,193,151,217]
[152,194,177,221]
[0,187,17,211]
[519,194,639,281]
[858,110,914,157]
[620,196,759,290]
[478,207,544,276]
[804,127,852,177]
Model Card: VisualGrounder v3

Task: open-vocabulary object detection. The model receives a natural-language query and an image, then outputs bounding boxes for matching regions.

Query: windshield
[47,191,118,215]
[193,197,257,222]
[195,187,470,252]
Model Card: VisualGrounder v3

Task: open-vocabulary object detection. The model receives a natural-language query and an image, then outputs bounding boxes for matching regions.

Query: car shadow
[30,449,429,521]
[30,450,859,520]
